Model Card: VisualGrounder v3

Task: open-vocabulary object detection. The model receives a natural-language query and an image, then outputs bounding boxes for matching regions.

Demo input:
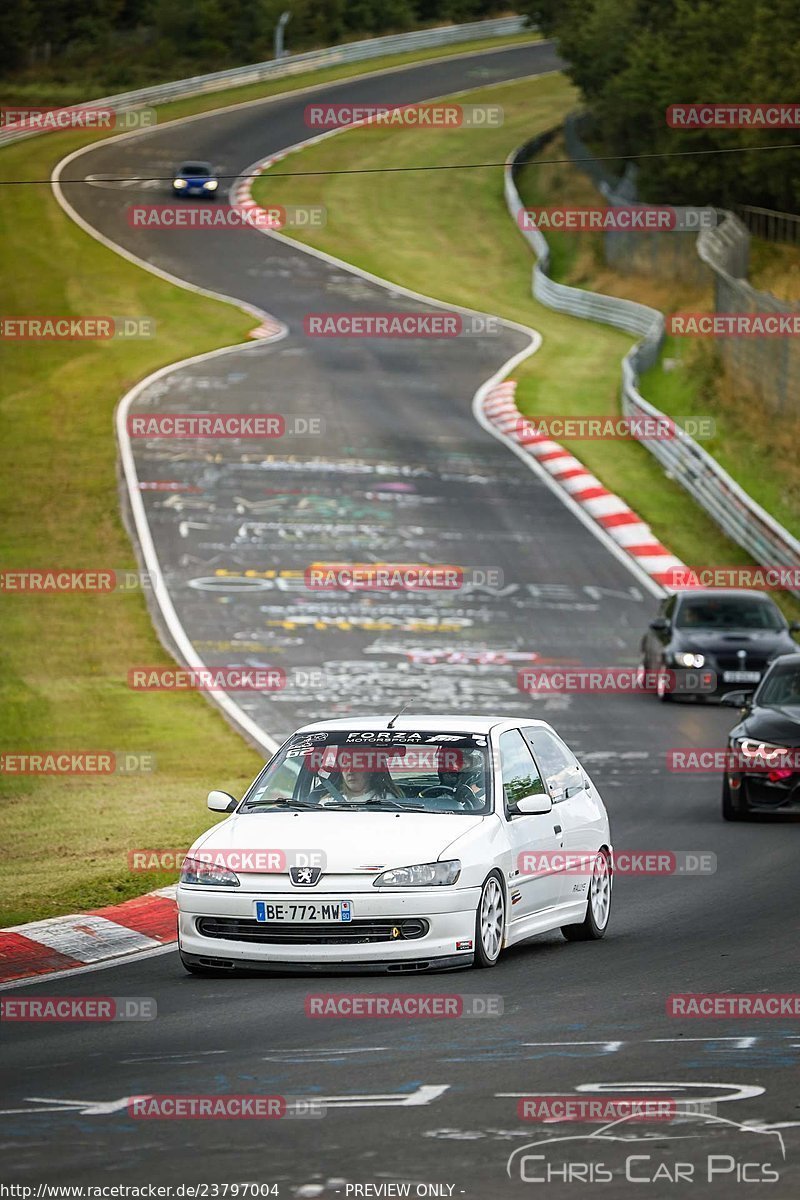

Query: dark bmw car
[641,589,799,701]
[720,653,800,819]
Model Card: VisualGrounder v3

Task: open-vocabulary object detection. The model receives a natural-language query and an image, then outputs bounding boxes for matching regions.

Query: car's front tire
[562,848,612,941]
[474,872,505,968]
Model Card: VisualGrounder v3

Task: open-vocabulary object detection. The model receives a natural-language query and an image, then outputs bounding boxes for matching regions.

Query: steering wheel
[419,785,455,798]
[454,783,484,811]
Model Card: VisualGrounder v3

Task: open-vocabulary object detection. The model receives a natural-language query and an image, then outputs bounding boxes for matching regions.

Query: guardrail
[565,113,800,412]
[738,204,800,246]
[506,131,800,595]
[0,16,528,150]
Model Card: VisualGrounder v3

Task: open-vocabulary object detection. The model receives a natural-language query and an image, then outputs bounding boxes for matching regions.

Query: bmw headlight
[180,855,240,887]
[674,652,705,668]
[173,178,187,189]
[736,738,790,762]
[203,179,218,190]
[373,860,461,888]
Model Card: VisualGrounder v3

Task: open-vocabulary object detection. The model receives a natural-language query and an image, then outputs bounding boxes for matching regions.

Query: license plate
[723,671,761,683]
[255,900,353,923]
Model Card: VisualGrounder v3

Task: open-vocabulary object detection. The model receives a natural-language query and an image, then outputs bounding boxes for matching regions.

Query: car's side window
[499,730,547,817]
[522,728,584,803]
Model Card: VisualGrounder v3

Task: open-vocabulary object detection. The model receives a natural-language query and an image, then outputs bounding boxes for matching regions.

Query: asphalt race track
[3,42,799,1197]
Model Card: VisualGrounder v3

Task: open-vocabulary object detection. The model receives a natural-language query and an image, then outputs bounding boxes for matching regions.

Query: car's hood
[741,705,800,745]
[192,811,484,873]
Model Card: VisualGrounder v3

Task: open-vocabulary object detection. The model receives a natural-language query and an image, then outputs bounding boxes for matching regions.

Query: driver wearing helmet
[437,747,485,799]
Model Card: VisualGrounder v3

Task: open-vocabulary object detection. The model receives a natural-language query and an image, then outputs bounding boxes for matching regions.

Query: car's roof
[295,714,549,735]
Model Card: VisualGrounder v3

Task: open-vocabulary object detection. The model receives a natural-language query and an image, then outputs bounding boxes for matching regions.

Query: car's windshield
[179,163,211,176]
[675,596,784,630]
[756,664,800,707]
[241,730,491,815]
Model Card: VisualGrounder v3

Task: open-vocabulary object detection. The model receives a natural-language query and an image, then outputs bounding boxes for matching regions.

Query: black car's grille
[196,917,430,945]
[715,652,771,671]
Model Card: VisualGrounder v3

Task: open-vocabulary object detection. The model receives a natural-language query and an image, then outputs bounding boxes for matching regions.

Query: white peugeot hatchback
[178,715,612,974]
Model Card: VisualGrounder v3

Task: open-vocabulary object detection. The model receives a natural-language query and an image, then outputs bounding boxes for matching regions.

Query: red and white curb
[0,887,177,984]
[481,381,686,589]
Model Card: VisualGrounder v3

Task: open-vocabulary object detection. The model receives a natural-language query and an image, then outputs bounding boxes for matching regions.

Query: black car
[641,588,799,701]
[720,653,800,819]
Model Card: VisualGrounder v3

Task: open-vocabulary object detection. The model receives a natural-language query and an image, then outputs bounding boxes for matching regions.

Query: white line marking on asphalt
[0,1085,449,1117]
[0,1096,146,1115]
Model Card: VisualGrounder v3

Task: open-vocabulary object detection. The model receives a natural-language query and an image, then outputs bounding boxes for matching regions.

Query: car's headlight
[736,738,791,762]
[203,179,218,190]
[373,860,461,888]
[180,855,240,887]
[674,651,705,668]
[173,178,187,189]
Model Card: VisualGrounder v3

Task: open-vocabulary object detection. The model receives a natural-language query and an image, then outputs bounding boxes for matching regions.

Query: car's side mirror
[649,616,670,632]
[720,691,753,709]
[208,789,237,813]
[515,793,553,816]
[790,621,800,633]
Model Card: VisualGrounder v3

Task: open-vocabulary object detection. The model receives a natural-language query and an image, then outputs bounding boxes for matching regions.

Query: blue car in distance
[172,161,219,198]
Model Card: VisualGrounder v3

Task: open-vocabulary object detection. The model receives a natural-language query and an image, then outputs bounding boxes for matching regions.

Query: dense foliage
[0,0,507,93]
[523,0,800,210]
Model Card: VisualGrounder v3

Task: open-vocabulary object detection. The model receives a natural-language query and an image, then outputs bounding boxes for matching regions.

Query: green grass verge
[252,74,798,606]
[0,34,541,926]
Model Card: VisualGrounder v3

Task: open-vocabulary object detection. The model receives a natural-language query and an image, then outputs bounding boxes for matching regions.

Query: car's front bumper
[728,770,800,813]
[178,883,480,970]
